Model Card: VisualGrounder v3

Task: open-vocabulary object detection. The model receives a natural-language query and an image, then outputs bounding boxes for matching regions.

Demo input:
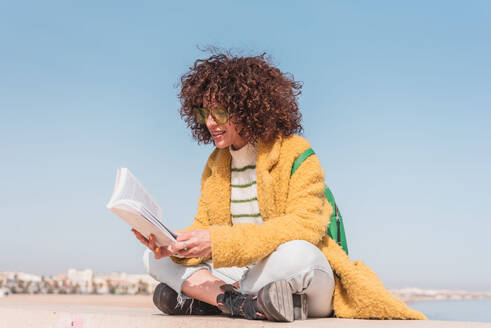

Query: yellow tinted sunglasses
[194,107,229,125]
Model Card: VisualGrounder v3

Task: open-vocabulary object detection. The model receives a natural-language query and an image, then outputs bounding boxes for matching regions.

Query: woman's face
[203,98,248,150]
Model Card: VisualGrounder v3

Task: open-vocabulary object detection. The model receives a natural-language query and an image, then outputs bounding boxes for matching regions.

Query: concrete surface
[1,295,490,328]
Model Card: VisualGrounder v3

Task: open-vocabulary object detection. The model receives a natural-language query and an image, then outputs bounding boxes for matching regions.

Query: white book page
[107,168,176,247]
[109,201,176,246]
[108,168,163,220]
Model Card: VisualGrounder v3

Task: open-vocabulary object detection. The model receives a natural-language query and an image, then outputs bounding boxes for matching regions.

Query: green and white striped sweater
[229,143,263,225]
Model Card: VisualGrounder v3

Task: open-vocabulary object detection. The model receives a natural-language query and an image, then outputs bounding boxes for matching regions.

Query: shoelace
[218,285,264,320]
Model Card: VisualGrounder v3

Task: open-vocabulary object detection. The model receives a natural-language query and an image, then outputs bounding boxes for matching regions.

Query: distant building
[68,269,93,285]
[0,269,158,295]
[67,269,94,294]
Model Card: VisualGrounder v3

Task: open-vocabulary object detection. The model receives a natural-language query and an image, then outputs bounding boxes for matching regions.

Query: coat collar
[256,134,283,219]
[257,134,283,173]
[205,148,231,225]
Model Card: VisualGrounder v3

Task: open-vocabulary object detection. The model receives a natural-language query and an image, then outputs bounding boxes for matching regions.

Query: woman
[133,52,426,322]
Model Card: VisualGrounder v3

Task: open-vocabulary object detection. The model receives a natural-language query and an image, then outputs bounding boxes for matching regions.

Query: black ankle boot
[153,283,222,315]
[216,284,265,320]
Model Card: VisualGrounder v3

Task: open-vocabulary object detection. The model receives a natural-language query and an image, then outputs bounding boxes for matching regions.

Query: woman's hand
[131,229,177,260]
[171,229,212,258]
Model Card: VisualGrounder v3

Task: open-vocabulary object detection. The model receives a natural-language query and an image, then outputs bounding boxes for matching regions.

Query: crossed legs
[144,240,334,317]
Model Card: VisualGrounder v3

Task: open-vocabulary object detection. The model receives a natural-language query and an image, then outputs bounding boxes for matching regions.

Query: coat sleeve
[209,153,332,268]
[170,152,215,266]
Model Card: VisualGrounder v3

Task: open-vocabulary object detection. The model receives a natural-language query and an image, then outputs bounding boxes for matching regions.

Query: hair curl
[178,52,303,144]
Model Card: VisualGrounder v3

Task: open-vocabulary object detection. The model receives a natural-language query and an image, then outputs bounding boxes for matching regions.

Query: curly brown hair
[178,52,303,144]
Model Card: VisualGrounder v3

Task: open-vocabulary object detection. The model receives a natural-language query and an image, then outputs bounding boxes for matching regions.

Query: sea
[410,299,491,323]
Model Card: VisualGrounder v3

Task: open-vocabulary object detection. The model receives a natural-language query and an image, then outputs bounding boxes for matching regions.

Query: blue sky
[1,1,490,290]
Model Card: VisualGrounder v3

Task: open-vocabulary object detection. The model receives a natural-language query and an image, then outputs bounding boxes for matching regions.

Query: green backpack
[291,148,349,255]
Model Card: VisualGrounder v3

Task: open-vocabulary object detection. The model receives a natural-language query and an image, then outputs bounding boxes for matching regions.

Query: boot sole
[293,293,308,320]
[257,280,294,322]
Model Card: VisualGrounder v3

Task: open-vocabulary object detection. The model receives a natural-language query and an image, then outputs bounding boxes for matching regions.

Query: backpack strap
[291,148,349,255]
[291,148,315,176]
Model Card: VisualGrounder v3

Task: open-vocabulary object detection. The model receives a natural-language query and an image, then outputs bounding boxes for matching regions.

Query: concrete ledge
[1,295,490,328]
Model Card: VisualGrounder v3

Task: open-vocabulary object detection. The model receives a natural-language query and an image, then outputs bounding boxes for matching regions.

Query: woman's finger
[171,239,196,253]
[155,245,176,259]
[132,229,149,247]
[148,234,156,251]
[176,245,201,258]
[176,231,193,242]
[175,249,194,258]
[154,246,162,259]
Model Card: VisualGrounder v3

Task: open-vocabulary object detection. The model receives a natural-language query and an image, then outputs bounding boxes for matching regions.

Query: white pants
[143,240,334,317]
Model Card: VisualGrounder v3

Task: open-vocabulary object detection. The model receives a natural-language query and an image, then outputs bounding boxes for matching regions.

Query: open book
[106,168,177,247]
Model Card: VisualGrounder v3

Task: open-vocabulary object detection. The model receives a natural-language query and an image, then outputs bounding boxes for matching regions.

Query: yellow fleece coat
[172,135,426,320]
